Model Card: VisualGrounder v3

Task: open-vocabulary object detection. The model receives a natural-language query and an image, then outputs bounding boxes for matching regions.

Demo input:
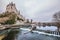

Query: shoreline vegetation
[0,12,23,25]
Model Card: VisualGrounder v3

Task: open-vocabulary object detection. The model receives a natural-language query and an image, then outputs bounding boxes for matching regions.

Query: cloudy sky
[0,0,60,22]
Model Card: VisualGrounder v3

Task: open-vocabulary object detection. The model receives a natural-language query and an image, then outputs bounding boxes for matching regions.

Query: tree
[53,11,60,31]
[0,12,17,24]
[53,11,60,22]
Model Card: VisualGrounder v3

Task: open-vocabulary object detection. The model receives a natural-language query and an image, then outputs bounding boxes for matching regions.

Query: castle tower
[6,2,18,13]
[6,2,25,22]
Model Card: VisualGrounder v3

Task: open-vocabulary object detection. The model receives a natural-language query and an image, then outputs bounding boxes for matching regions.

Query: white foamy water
[20,28,60,37]
[20,28,30,31]
[36,26,57,31]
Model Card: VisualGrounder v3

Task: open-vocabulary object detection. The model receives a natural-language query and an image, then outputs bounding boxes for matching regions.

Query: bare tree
[53,11,60,31]
[53,11,60,22]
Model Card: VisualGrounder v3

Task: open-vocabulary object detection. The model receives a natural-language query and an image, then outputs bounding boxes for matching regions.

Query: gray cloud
[0,0,60,22]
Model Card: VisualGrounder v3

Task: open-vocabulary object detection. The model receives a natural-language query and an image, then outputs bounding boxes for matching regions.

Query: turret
[6,2,18,13]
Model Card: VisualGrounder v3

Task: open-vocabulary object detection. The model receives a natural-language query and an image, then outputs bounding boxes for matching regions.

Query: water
[2,27,60,40]
[15,28,60,40]
[36,26,57,31]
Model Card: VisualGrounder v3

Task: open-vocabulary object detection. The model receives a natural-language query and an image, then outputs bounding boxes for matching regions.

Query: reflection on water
[1,28,60,40]
[2,29,20,40]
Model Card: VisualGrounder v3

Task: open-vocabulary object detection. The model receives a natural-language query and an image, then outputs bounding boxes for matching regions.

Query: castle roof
[7,2,15,7]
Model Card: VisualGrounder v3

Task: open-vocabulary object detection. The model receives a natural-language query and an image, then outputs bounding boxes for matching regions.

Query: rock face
[0,2,25,24]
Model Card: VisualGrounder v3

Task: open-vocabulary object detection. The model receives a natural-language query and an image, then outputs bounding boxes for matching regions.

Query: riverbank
[2,29,19,40]
[0,27,60,40]
[0,34,6,40]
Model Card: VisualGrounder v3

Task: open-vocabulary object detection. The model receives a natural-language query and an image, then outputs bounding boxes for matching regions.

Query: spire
[7,2,15,7]
[10,2,14,6]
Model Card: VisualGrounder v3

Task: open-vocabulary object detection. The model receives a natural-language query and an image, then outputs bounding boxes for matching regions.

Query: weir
[0,23,60,37]
[20,28,60,37]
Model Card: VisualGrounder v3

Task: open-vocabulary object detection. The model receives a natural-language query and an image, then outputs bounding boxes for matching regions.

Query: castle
[6,2,17,13]
[6,2,25,21]
[0,2,33,24]
[0,2,25,24]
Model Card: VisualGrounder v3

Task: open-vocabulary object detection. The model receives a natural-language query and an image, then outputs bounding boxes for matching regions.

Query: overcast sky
[0,0,60,22]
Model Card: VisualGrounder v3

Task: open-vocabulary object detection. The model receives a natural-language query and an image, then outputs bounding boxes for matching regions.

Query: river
[1,26,60,40]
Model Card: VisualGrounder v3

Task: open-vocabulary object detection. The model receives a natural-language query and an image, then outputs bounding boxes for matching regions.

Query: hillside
[0,12,23,25]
